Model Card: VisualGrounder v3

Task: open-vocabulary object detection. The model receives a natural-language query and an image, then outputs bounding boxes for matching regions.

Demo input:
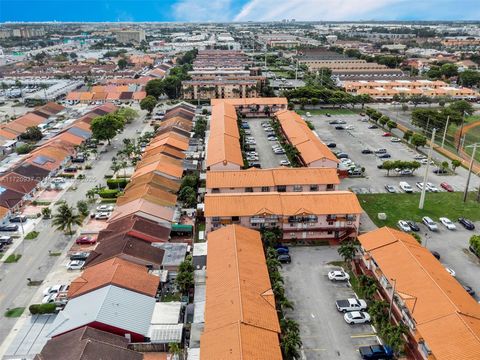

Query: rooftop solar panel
[32,156,55,165]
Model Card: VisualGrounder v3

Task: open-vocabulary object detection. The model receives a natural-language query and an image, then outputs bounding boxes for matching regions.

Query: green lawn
[4,307,25,318]
[358,192,480,228]
[296,108,361,116]
[4,254,21,263]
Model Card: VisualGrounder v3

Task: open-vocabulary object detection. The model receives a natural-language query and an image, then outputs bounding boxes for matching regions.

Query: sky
[1,0,479,22]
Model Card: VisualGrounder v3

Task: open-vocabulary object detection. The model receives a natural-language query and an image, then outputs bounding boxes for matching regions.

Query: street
[0,107,150,346]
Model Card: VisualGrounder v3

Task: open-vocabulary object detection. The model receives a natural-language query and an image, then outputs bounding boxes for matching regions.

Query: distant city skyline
[1,0,480,23]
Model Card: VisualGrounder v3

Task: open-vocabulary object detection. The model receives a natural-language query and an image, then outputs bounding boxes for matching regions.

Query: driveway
[281,246,378,360]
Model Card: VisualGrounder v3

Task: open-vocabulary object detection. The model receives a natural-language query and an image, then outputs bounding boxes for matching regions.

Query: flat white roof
[151,302,182,325]
[193,242,207,257]
[148,324,183,343]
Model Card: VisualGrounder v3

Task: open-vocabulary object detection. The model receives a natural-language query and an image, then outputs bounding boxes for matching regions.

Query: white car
[416,182,427,191]
[422,216,438,231]
[345,125,354,130]
[43,284,65,296]
[336,298,368,312]
[42,293,57,304]
[439,217,456,230]
[445,267,456,277]
[67,260,85,270]
[426,182,439,192]
[280,160,291,166]
[397,220,411,232]
[390,137,401,142]
[95,212,110,220]
[421,159,435,165]
[51,177,66,184]
[96,205,114,212]
[344,311,371,324]
[328,270,350,281]
[414,154,427,160]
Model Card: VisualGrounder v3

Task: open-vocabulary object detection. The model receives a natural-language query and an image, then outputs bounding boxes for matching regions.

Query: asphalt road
[0,108,150,345]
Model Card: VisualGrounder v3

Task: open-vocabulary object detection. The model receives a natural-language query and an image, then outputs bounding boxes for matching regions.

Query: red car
[382,132,392,137]
[441,182,454,192]
[75,236,96,245]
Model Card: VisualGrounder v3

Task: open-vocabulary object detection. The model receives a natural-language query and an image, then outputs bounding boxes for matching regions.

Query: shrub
[470,235,480,255]
[104,174,114,179]
[106,178,129,189]
[98,189,119,198]
[58,173,75,178]
[25,231,39,240]
[16,144,35,155]
[85,164,92,170]
[29,303,57,315]
[29,304,41,314]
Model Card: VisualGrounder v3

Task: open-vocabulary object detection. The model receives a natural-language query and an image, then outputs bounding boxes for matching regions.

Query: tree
[76,200,89,217]
[403,130,413,142]
[86,188,97,201]
[459,69,480,87]
[448,100,474,116]
[451,159,462,172]
[176,257,194,293]
[41,207,52,219]
[440,63,458,78]
[168,342,183,360]
[411,133,427,149]
[140,95,157,114]
[145,79,165,99]
[20,126,43,141]
[116,107,138,123]
[117,58,128,70]
[337,240,358,267]
[52,204,82,235]
[441,161,449,171]
[381,160,395,176]
[90,113,125,145]
[386,120,397,130]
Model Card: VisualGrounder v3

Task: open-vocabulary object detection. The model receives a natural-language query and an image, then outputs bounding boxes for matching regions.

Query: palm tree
[266,257,282,272]
[337,240,358,268]
[281,329,302,360]
[168,342,183,360]
[52,204,82,235]
[86,188,97,202]
[279,297,294,311]
[280,318,300,334]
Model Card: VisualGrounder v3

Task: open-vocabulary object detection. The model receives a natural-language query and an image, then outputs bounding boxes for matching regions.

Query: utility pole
[463,143,479,203]
[419,128,436,209]
[441,115,450,148]
[456,111,466,152]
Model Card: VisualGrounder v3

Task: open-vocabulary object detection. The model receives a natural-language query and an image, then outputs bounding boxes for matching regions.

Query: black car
[0,225,18,232]
[0,236,13,245]
[326,142,336,148]
[329,120,339,125]
[64,166,78,173]
[378,153,391,159]
[433,168,448,174]
[359,345,394,360]
[361,149,373,154]
[277,254,291,264]
[335,126,345,130]
[406,221,420,232]
[463,285,476,297]
[325,113,331,117]
[368,125,378,129]
[458,217,475,230]
[10,215,27,223]
[71,157,85,163]
[70,252,90,261]
[336,153,349,159]
[430,250,441,260]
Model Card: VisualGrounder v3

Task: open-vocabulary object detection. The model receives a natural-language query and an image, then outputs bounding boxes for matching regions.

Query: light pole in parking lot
[463,143,479,203]
[418,128,436,210]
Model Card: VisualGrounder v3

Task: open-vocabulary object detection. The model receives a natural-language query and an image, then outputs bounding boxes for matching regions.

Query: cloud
[173,0,233,22]
[234,0,480,21]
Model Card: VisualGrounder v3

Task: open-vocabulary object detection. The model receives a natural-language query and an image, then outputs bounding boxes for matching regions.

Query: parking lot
[416,220,480,300]
[282,247,379,360]
[244,118,290,168]
[308,113,478,194]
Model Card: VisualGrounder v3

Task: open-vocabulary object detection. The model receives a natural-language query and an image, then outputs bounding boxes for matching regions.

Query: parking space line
[350,333,377,338]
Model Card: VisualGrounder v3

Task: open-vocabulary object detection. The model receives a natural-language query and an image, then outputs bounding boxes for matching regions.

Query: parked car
[0,235,13,245]
[64,166,78,173]
[390,137,401,142]
[374,148,387,154]
[361,149,373,154]
[399,181,413,193]
[70,252,90,261]
[439,217,456,230]
[95,212,110,220]
[10,215,27,223]
[397,220,411,232]
[43,284,69,296]
[433,168,448,174]
[430,250,441,260]
[51,177,66,184]
[335,126,345,130]
[406,221,420,232]
[42,293,57,304]
[329,120,339,125]
[325,113,331,117]
[440,182,454,192]
[280,160,291,166]
[463,285,475,297]
[277,254,291,264]
[399,169,413,176]
[359,345,394,360]
[336,298,367,312]
[75,236,96,245]
[0,225,18,232]
[276,247,289,255]
[382,132,392,137]
[344,311,371,324]
[326,142,336,148]
[422,216,438,231]
[328,270,350,281]
[384,185,396,193]
[458,217,475,230]
[67,260,85,270]
[377,153,391,159]
[426,182,439,192]
[96,205,114,212]
[368,125,378,129]
[445,267,456,277]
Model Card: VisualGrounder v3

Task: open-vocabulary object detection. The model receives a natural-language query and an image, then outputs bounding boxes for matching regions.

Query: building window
[327,230,333,234]
[232,216,239,222]
[346,215,357,221]
[245,187,253,193]
[328,221,334,226]
[261,186,269,192]
[293,185,302,192]
[277,185,286,192]
[326,184,334,190]
[212,217,220,222]
[310,185,319,191]
[212,188,220,193]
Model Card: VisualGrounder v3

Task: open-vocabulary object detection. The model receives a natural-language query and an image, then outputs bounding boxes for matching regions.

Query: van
[399,182,413,193]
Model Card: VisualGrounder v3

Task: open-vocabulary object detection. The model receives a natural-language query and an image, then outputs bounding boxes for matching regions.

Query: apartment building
[115,30,146,44]
[206,167,340,193]
[211,97,288,117]
[357,227,480,360]
[275,110,339,168]
[204,191,362,243]
[344,80,479,100]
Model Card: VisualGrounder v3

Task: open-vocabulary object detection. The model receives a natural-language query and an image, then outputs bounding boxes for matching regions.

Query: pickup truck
[335,298,367,313]
[359,344,394,360]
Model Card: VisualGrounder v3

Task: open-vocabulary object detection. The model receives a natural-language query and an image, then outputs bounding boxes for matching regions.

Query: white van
[399,181,413,193]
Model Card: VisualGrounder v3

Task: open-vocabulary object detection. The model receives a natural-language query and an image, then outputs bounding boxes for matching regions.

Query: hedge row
[98,189,121,199]
[29,303,57,314]
[106,178,129,190]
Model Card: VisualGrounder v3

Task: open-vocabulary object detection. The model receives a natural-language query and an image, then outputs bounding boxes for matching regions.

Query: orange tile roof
[133,91,147,100]
[106,92,121,100]
[3,121,28,134]
[68,257,160,299]
[79,92,93,101]
[133,159,183,180]
[66,92,81,101]
[210,102,239,139]
[0,129,18,140]
[0,206,9,219]
[116,183,177,207]
[144,144,185,160]
[108,198,175,224]
[125,172,181,193]
[206,167,340,189]
[147,132,190,152]
[55,132,85,146]
[211,97,288,106]
[206,134,243,168]
[91,92,107,100]
[205,191,361,217]
[158,116,193,132]
[16,113,45,127]
[201,225,281,360]
[358,227,480,360]
[275,110,338,165]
